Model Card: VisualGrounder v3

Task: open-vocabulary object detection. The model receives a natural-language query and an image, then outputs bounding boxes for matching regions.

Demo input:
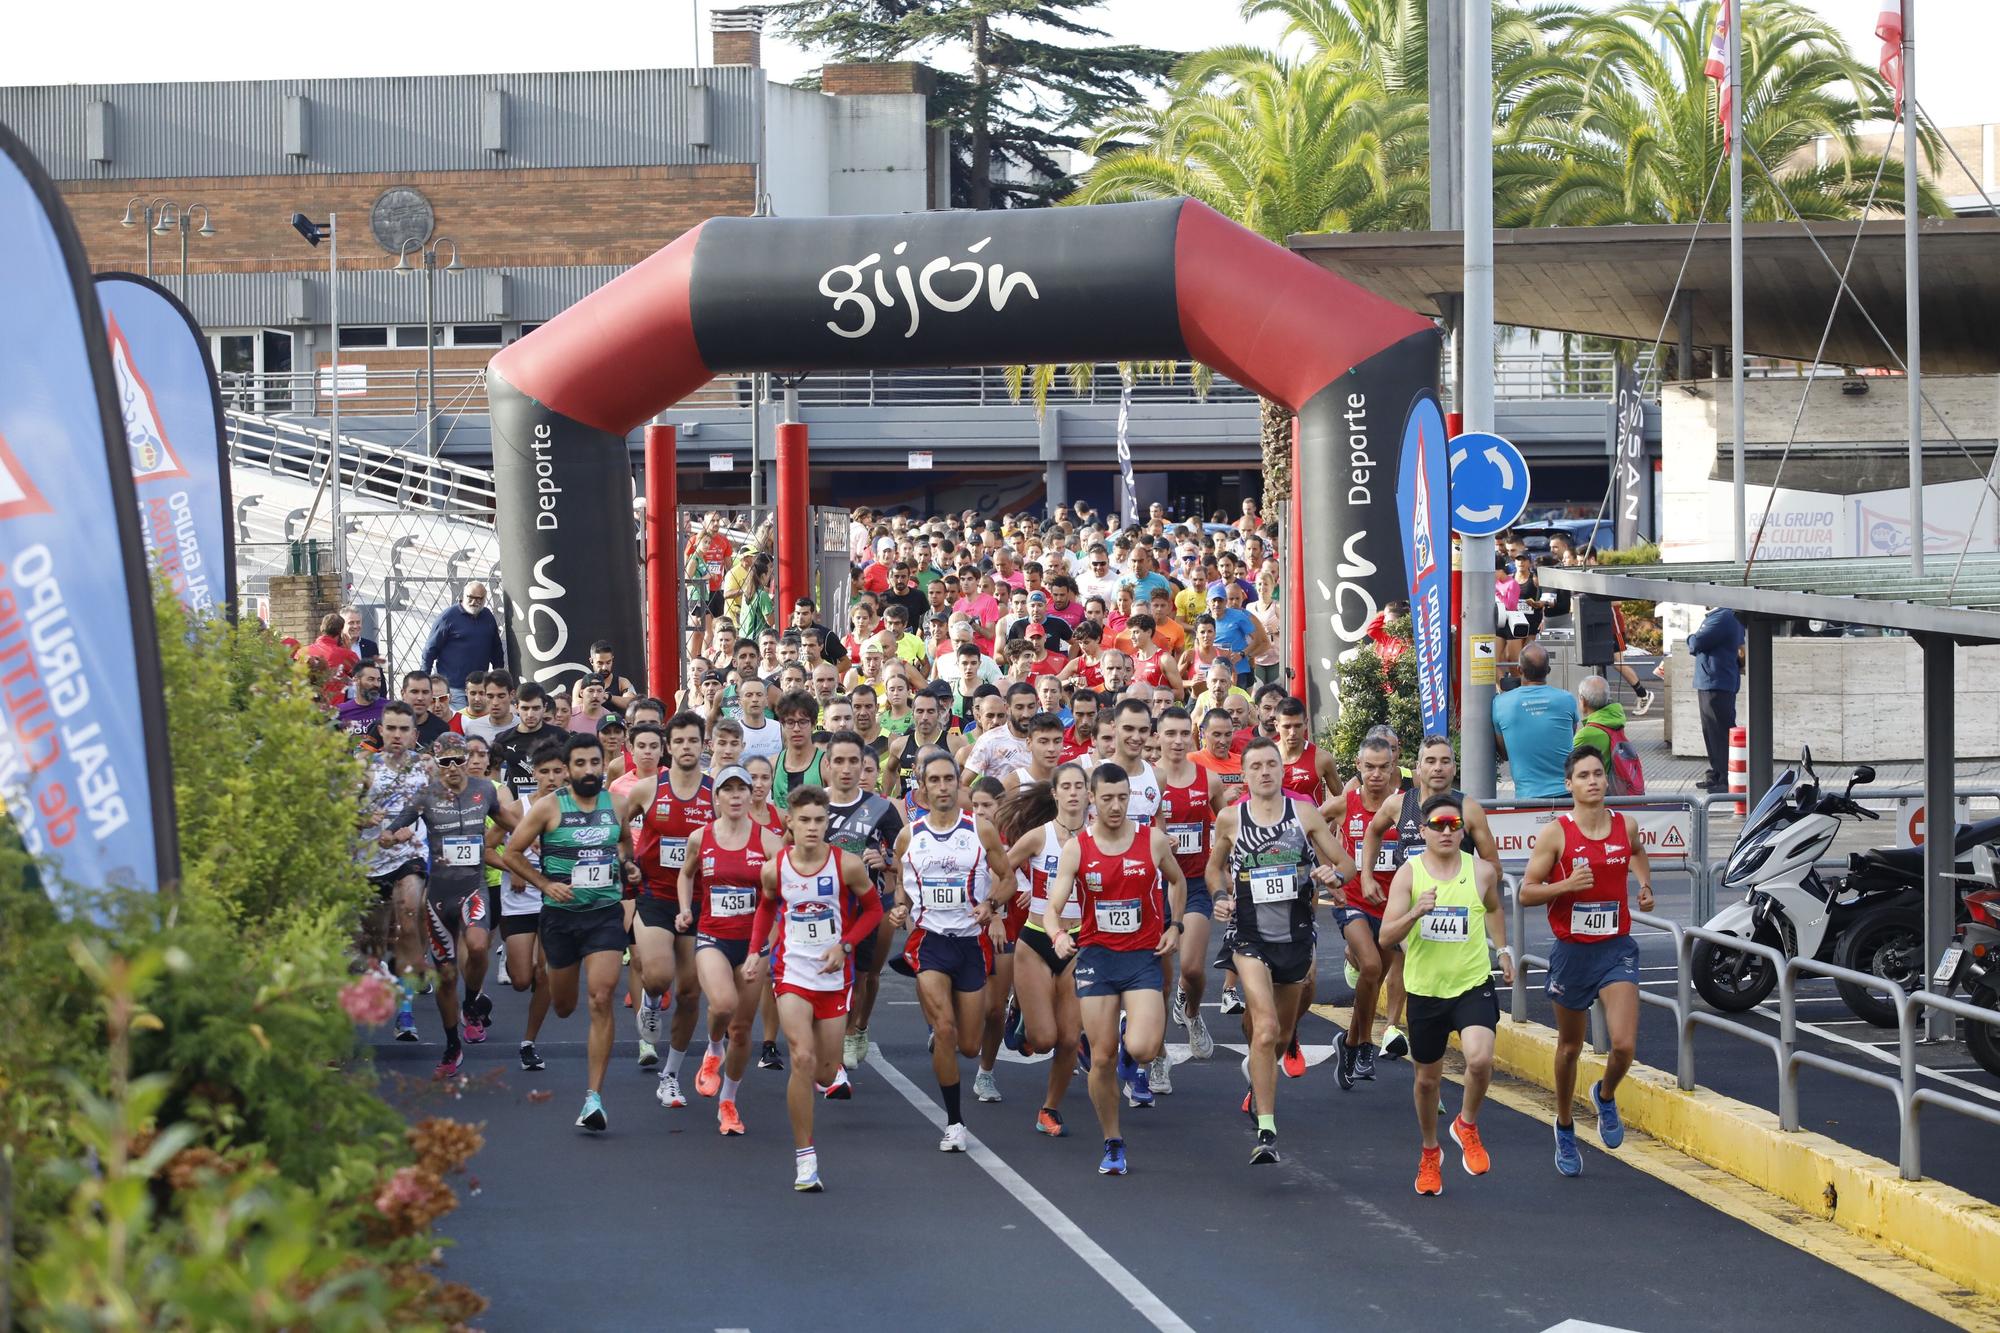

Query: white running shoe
[1219,987,1245,1015]
[1186,1012,1216,1060]
[637,993,665,1045]
[1170,986,1188,1027]
[656,1074,687,1110]
[939,1122,968,1153]
[842,1032,862,1068]
[1149,1053,1174,1095]
[1343,960,1360,989]
[973,1069,1003,1103]
[636,1039,659,1069]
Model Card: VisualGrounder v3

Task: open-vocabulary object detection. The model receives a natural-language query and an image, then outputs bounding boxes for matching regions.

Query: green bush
[1325,614,1430,776]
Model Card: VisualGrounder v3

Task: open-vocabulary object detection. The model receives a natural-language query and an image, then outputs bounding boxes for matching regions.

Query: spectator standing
[1687,607,1745,794]
[1491,644,1579,799]
[420,583,507,707]
[304,611,360,708]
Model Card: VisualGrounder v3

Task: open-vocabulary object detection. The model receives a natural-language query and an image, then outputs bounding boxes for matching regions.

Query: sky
[0,1,1992,129]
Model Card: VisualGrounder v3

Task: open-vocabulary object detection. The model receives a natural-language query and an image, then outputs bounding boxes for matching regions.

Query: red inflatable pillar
[1288,416,1308,704]
[644,424,678,705]
[776,422,812,624]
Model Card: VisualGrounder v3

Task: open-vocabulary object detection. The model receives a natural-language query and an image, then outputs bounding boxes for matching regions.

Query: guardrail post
[1777,964,1800,1131]
[1691,796,1712,922]
[1674,928,1695,1090]
[1898,994,1920,1180]
[1507,874,1527,1023]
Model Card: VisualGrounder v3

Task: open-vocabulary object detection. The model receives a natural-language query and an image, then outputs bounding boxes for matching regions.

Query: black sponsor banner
[488,379,645,690]
[687,200,1188,373]
[1295,326,1444,715]
[1612,356,1651,548]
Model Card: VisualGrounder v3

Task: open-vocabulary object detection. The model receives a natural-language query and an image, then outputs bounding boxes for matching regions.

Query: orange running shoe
[1415,1145,1444,1196]
[696,1052,723,1098]
[717,1100,745,1136]
[1450,1116,1490,1176]
[1035,1107,1067,1137]
[1280,1038,1306,1079]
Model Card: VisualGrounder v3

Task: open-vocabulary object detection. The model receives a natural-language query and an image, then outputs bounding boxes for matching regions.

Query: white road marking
[1540,1322,1643,1333]
[1217,1042,1341,1068]
[865,1049,1195,1333]
[1749,1003,2000,1104]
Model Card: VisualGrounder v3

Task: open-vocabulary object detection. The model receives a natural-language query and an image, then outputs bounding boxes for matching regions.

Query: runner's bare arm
[499,796,558,896]
[1043,836,1082,948]
[1006,825,1046,876]
[1518,820,1583,905]
[1376,862,1424,950]
[675,827,706,928]
[1478,858,1515,982]
[1204,807,1236,899]
[1155,827,1187,925]
[1300,804,1356,881]
[975,818,1013,918]
[888,828,913,924]
[1358,792,1401,884]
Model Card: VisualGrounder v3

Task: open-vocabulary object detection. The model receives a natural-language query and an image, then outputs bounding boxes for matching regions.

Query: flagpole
[1903,0,1922,574]
[1729,0,1746,562]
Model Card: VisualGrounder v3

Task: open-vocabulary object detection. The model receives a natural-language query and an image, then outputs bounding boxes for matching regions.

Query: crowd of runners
[342,501,1653,1195]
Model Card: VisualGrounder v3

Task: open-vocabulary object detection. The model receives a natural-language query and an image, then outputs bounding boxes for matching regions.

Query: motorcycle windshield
[1740,770,1797,841]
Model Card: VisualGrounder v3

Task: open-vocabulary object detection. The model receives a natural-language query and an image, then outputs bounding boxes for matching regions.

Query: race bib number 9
[787,906,838,950]
[1094,898,1141,934]
[1570,900,1621,936]
[1419,905,1470,944]
[1168,823,1203,856]
[1248,864,1297,905]
[659,838,688,870]
[571,849,616,890]
[442,835,482,868]
[711,888,756,917]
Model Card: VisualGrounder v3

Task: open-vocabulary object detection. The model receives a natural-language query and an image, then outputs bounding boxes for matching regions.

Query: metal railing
[1499,891,2000,1182]
[227,409,497,521]
[220,367,495,418]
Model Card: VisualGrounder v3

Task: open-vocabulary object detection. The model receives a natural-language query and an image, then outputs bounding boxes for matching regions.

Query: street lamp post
[124,199,214,298]
[291,211,344,577]
[119,195,170,279]
[394,237,462,457]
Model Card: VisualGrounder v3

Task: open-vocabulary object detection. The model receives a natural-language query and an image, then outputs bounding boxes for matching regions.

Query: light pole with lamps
[291,211,345,578]
[152,202,215,301]
[393,236,462,457]
[119,195,170,279]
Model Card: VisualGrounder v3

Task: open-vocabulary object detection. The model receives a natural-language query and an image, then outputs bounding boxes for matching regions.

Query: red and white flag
[1706,6,1733,148]
[1876,2,1905,114]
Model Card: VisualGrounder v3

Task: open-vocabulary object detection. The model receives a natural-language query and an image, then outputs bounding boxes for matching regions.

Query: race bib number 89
[1248,864,1297,905]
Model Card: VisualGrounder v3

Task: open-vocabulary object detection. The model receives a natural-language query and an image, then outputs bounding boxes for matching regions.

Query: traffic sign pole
[1461,0,1497,800]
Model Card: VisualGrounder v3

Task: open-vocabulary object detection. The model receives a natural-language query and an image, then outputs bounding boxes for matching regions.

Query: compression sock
[706,1037,725,1060]
[721,1074,742,1103]
[941,1081,963,1125]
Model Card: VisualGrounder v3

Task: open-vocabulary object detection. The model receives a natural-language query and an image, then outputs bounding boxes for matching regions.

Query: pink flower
[340,974,397,1026]
[374,1166,429,1214]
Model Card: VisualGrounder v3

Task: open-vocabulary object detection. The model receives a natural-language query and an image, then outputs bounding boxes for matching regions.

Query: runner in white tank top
[902,811,994,937]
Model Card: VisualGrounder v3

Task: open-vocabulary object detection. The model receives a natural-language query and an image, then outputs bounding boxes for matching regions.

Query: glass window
[338,326,389,348]
[214,334,255,375]
[448,324,502,347]
[392,326,430,348]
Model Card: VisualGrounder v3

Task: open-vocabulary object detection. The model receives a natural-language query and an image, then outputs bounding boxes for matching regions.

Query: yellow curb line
[1312,1003,2000,1330]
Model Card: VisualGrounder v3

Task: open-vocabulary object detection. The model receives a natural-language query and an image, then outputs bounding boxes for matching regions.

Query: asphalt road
[382,941,1957,1333]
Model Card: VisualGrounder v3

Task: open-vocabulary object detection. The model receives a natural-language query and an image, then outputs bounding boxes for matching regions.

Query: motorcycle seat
[1858,815,2000,877]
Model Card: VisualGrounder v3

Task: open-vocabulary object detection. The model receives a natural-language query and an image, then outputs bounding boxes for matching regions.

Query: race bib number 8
[571,849,616,890]
[1374,844,1397,873]
[659,838,688,870]
[711,888,756,917]
[1168,823,1203,856]
[1419,905,1470,943]
[1094,898,1141,934]
[1571,901,1621,936]
[442,836,482,867]
[1248,864,1297,905]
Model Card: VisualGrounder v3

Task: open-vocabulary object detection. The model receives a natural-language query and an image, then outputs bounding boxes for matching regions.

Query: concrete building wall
[764,84,833,219]
[828,95,932,215]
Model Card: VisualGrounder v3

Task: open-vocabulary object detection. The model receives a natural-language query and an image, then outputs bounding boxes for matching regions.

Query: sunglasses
[435,755,468,767]
[1425,815,1464,832]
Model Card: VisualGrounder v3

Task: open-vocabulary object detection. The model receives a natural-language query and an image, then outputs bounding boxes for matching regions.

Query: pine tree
[767,1,1177,208]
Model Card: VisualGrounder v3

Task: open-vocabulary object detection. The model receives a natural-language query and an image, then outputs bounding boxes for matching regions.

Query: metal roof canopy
[1540,558,1979,1041]
[1288,219,2000,373]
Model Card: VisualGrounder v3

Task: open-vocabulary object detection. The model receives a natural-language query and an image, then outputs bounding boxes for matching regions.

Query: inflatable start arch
[487,197,1439,715]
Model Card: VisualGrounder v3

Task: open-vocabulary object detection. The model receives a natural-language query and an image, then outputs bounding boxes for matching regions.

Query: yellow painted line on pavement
[1311,1003,2000,1332]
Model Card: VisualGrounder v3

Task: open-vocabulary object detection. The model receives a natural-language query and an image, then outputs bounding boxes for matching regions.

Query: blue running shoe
[1076,1032,1092,1072]
[1124,1062,1154,1109]
[1591,1081,1624,1149]
[1098,1138,1128,1176]
[394,1006,418,1042]
[1002,999,1025,1053]
[1553,1122,1582,1177]
[577,1091,608,1133]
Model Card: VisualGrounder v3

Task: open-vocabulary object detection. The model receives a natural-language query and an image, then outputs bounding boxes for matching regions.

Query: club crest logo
[106,314,189,482]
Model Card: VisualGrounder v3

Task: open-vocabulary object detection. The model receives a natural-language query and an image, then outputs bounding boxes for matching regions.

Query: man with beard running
[629,712,714,1108]
[1323,734,1401,1088]
[1209,738,1349,1164]
[820,731,905,1080]
[1357,734,1503,1061]
[380,732,516,1077]
[502,732,636,1132]
[1154,708,1222,1065]
[358,702,439,1039]
[1095,697,1169,1098]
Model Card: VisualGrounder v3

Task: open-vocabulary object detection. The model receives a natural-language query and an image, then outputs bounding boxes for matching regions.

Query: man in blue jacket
[422,582,507,707]
[1687,607,1745,793]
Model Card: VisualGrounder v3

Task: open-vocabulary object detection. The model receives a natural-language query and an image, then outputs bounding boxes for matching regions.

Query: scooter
[1932,890,2000,1077]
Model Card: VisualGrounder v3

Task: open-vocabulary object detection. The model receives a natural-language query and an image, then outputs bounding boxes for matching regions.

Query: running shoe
[794,1164,823,1193]
[1240,1055,1254,1117]
[1097,1138,1128,1176]
[1251,1129,1280,1166]
[1356,1042,1378,1081]
[1415,1145,1444,1196]
[1380,1026,1410,1060]
[519,1041,546,1072]
[657,1074,687,1109]
[1591,1081,1625,1149]
[974,1069,1003,1103]
[1343,959,1360,990]
[1149,1053,1174,1095]
[636,1039,659,1069]
[1632,689,1656,717]
[1186,1011,1216,1061]
[622,991,632,1009]
[1035,1107,1067,1137]
[695,1051,723,1098]
[433,1049,463,1080]
[842,1031,864,1068]
[939,1122,968,1153]
[1075,1033,1091,1072]
[1553,1122,1583,1177]
[1219,987,1245,1015]
[1170,985,1187,1027]
[1450,1116,1490,1176]
[1123,1063,1155,1109]
[852,1028,872,1064]
[822,1068,853,1100]
[394,1007,418,1042]
[1002,1000,1025,1053]
[467,989,494,1028]
[1334,1040,1358,1092]
[462,1016,487,1045]
[637,992,665,1045]
[1281,1037,1306,1079]
[577,1092,608,1133]
[717,1100,745,1136]
[758,1041,784,1071]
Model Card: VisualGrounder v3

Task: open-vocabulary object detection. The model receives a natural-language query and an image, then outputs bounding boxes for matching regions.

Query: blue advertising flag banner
[95,273,235,620]
[0,125,179,899]
[1397,392,1451,740]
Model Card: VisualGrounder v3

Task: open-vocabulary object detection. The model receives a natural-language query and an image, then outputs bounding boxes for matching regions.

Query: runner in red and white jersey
[1057,621,1109,693]
[610,721,664,1064]
[627,712,713,1104]
[1521,746,1655,1178]
[1122,615,1184,700]
[1155,707,1222,1067]
[1320,735,1395,1089]
[1045,761,1186,1175]
[1274,697,1335,805]
[998,764,1090,1137]
[745,784,879,1192]
[743,753,788,841]
[675,765,782,1138]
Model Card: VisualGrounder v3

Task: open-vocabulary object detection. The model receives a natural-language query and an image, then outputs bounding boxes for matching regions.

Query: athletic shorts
[1546,934,1641,1012]
[368,859,426,895]
[1332,904,1398,951]
[499,911,541,940]
[775,983,850,1021]
[1227,934,1316,987]
[1406,981,1500,1064]
[635,894,697,935]
[428,882,490,935]
[913,931,990,993]
[696,934,752,968]
[1002,894,1029,944]
[421,900,456,968]
[853,911,895,973]
[539,904,627,971]
[1018,923,1076,976]
[1073,943,1163,999]
[1183,882,1214,918]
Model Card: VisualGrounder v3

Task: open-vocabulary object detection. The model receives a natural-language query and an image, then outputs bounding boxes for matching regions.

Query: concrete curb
[1487,1017,2000,1303]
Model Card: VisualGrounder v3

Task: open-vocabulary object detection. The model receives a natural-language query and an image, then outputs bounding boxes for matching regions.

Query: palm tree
[1498,0,1947,226]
